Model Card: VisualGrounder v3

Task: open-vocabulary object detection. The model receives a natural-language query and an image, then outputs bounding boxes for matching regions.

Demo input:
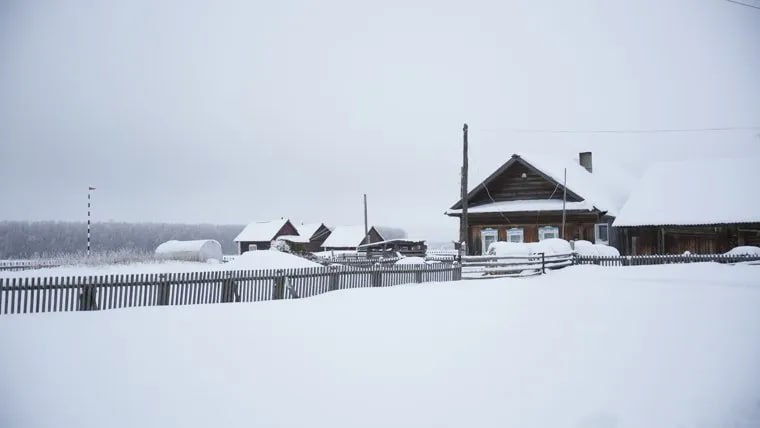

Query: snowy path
[0,263,759,428]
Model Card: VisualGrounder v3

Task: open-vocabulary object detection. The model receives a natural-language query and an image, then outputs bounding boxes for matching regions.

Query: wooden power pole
[460,123,469,254]
[363,193,369,245]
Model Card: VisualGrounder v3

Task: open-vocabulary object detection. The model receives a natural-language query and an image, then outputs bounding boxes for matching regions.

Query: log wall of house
[621,223,760,255]
[468,162,583,206]
[465,212,604,255]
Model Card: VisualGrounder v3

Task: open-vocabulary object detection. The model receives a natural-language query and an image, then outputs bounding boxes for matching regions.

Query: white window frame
[594,223,609,244]
[507,227,524,243]
[539,226,559,241]
[481,228,498,254]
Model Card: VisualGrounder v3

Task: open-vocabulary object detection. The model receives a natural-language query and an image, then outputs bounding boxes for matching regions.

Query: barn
[233,219,300,254]
[613,158,760,255]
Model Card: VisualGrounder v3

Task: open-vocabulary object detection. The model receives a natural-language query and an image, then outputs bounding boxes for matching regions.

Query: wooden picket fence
[574,253,760,266]
[0,263,461,315]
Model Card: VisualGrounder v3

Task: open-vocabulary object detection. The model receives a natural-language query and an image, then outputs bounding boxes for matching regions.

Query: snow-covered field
[0,250,324,279]
[1,263,759,428]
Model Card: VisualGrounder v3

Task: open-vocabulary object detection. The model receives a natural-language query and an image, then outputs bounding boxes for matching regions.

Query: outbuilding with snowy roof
[612,157,760,255]
[320,225,408,251]
[234,219,300,253]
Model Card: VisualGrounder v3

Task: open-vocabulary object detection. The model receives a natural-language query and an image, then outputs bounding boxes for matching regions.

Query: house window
[507,227,524,243]
[539,226,559,241]
[595,223,609,244]
[481,228,498,254]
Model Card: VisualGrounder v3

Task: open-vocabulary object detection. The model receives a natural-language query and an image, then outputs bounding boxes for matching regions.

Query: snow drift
[725,246,760,256]
[225,249,322,270]
[574,240,621,257]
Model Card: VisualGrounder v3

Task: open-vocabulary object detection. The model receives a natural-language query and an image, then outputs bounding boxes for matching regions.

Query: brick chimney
[579,152,593,173]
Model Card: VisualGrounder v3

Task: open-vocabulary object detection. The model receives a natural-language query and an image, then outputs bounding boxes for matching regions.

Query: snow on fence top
[155,240,223,262]
[613,157,760,227]
[234,219,290,242]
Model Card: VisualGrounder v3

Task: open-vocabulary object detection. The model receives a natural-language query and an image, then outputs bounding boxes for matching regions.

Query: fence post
[372,263,382,287]
[414,266,423,284]
[222,272,240,303]
[541,252,546,274]
[273,270,285,300]
[78,277,98,311]
[328,265,339,291]
[157,274,170,305]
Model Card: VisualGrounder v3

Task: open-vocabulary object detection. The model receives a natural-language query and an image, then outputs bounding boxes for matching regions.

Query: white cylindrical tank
[155,239,223,262]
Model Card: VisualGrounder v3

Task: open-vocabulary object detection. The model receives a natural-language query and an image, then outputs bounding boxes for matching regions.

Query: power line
[724,0,760,11]
[478,126,760,135]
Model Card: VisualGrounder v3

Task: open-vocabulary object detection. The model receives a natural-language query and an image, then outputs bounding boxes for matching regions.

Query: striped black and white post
[87,186,96,256]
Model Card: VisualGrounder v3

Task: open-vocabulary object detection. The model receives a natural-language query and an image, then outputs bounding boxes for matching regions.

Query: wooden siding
[306,224,332,252]
[467,161,582,207]
[621,223,760,255]
[465,212,603,255]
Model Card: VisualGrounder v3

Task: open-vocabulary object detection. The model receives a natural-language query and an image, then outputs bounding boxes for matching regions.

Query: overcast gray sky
[1,0,759,241]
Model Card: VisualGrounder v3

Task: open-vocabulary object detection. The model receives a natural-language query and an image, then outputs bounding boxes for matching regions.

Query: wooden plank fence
[0,263,461,315]
[574,253,760,266]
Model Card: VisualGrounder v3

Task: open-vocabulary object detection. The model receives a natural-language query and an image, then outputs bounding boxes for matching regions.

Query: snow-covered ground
[1,263,759,428]
[0,250,324,279]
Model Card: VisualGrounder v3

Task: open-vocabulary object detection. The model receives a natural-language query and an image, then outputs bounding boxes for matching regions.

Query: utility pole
[459,123,469,255]
[363,194,370,255]
[561,169,567,239]
[87,186,96,256]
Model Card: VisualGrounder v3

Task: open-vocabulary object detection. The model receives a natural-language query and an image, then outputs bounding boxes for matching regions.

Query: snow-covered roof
[357,238,425,248]
[321,226,367,248]
[447,200,593,215]
[613,158,760,227]
[275,235,310,243]
[455,152,635,216]
[234,219,291,242]
[295,223,329,240]
[373,226,407,241]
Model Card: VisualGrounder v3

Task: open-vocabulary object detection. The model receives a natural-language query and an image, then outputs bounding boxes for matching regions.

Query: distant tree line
[0,221,244,259]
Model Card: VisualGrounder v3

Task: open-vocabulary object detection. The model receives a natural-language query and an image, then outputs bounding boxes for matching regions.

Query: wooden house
[446,152,632,255]
[612,158,760,255]
[295,223,333,252]
[233,219,299,253]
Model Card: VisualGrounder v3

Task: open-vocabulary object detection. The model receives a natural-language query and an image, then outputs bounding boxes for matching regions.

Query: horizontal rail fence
[0,260,62,272]
[0,263,460,315]
[461,252,574,278]
[574,254,760,266]
[315,256,402,268]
